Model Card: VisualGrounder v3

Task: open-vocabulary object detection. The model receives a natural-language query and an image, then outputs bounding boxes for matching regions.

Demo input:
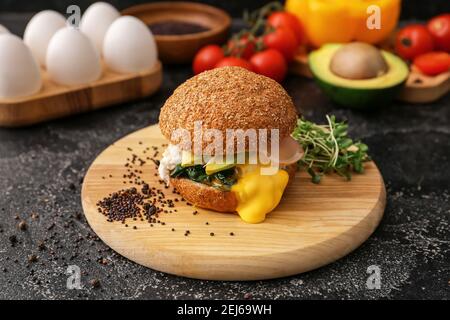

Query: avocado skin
[308,44,409,109]
[313,77,406,109]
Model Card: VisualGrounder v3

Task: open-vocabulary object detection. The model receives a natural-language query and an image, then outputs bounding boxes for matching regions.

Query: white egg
[46,27,101,86]
[0,34,42,99]
[23,10,66,67]
[80,2,120,53]
[0,24,10,34]
[103,16,157,74]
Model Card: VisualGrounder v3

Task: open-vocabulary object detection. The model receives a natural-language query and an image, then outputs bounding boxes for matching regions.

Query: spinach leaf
[214,169,237,187]
[170,165,237,190]
[170,164,186,178]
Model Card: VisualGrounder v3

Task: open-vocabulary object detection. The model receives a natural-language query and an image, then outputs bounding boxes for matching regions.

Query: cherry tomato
[263,27,298,62]
[427,14,450,52]
[414,51,450,76]
[267,11,304,45]
[250,49,287,82]
[215,57,254,71]
[395,24,434,60]
[226,34,256,59]
[193,45,224,75]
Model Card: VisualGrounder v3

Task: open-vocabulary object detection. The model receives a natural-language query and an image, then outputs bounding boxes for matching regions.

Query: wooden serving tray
[0,61,163,127]
[290,48,450,104]
[81,124,386,281]
[398,65,450,103]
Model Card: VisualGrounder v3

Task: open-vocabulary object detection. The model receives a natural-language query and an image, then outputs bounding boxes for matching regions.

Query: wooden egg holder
[0,61,163,127]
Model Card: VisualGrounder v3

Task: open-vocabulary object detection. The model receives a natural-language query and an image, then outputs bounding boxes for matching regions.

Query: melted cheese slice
[231,165,289,223]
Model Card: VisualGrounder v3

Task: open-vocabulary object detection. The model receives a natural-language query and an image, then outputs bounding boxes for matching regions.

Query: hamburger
[158,67,303,223]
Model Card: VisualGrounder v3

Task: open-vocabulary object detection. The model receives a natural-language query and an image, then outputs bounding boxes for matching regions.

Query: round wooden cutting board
[82,125,386,281]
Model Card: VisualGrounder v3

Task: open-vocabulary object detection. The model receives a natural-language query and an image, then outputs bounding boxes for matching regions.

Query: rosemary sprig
[292,115,370,184]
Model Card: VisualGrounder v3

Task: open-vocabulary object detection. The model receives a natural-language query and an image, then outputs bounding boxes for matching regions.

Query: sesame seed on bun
[159,67,298,154]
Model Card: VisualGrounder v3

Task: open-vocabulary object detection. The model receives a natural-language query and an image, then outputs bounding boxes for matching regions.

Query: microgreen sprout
[292,115,370,183]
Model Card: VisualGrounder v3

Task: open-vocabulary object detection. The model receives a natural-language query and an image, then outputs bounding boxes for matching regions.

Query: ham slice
[261,136,304,166]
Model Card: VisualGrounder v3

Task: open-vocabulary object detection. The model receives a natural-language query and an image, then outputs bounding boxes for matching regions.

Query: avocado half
[309,44,409,109]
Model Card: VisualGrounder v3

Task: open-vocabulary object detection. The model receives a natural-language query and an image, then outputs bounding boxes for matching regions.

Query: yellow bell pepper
[285,0,401,47]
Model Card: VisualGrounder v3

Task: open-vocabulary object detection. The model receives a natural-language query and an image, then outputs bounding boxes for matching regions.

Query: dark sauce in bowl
[148,20,210,36]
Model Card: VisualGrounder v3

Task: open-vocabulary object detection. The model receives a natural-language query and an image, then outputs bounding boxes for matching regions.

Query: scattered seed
[8,235,17,246]
[37,241,46,251]
[90,279,101,288]
[18,220,27,231]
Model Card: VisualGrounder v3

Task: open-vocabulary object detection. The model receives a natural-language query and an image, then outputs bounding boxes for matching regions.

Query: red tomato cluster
[192,11,304,83]
[395,14,450,76]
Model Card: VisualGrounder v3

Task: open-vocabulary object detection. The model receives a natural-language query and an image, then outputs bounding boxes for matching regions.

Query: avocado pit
[330,42,389,80]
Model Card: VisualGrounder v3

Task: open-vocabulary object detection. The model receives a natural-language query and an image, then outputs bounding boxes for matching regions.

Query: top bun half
[159,67,298,154]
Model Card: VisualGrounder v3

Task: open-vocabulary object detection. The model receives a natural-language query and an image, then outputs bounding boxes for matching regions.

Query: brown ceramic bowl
[122,2,231,64]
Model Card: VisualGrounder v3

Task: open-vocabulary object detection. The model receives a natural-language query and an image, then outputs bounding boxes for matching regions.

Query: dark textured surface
[0,12,449,300]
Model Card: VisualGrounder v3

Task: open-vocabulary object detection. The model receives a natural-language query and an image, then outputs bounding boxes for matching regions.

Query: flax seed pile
[95,143,236,237]
[96,144,178,228]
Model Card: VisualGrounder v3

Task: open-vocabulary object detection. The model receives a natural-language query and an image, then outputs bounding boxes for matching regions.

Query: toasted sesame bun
[159,67,298,154]
[170,164,297,213]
